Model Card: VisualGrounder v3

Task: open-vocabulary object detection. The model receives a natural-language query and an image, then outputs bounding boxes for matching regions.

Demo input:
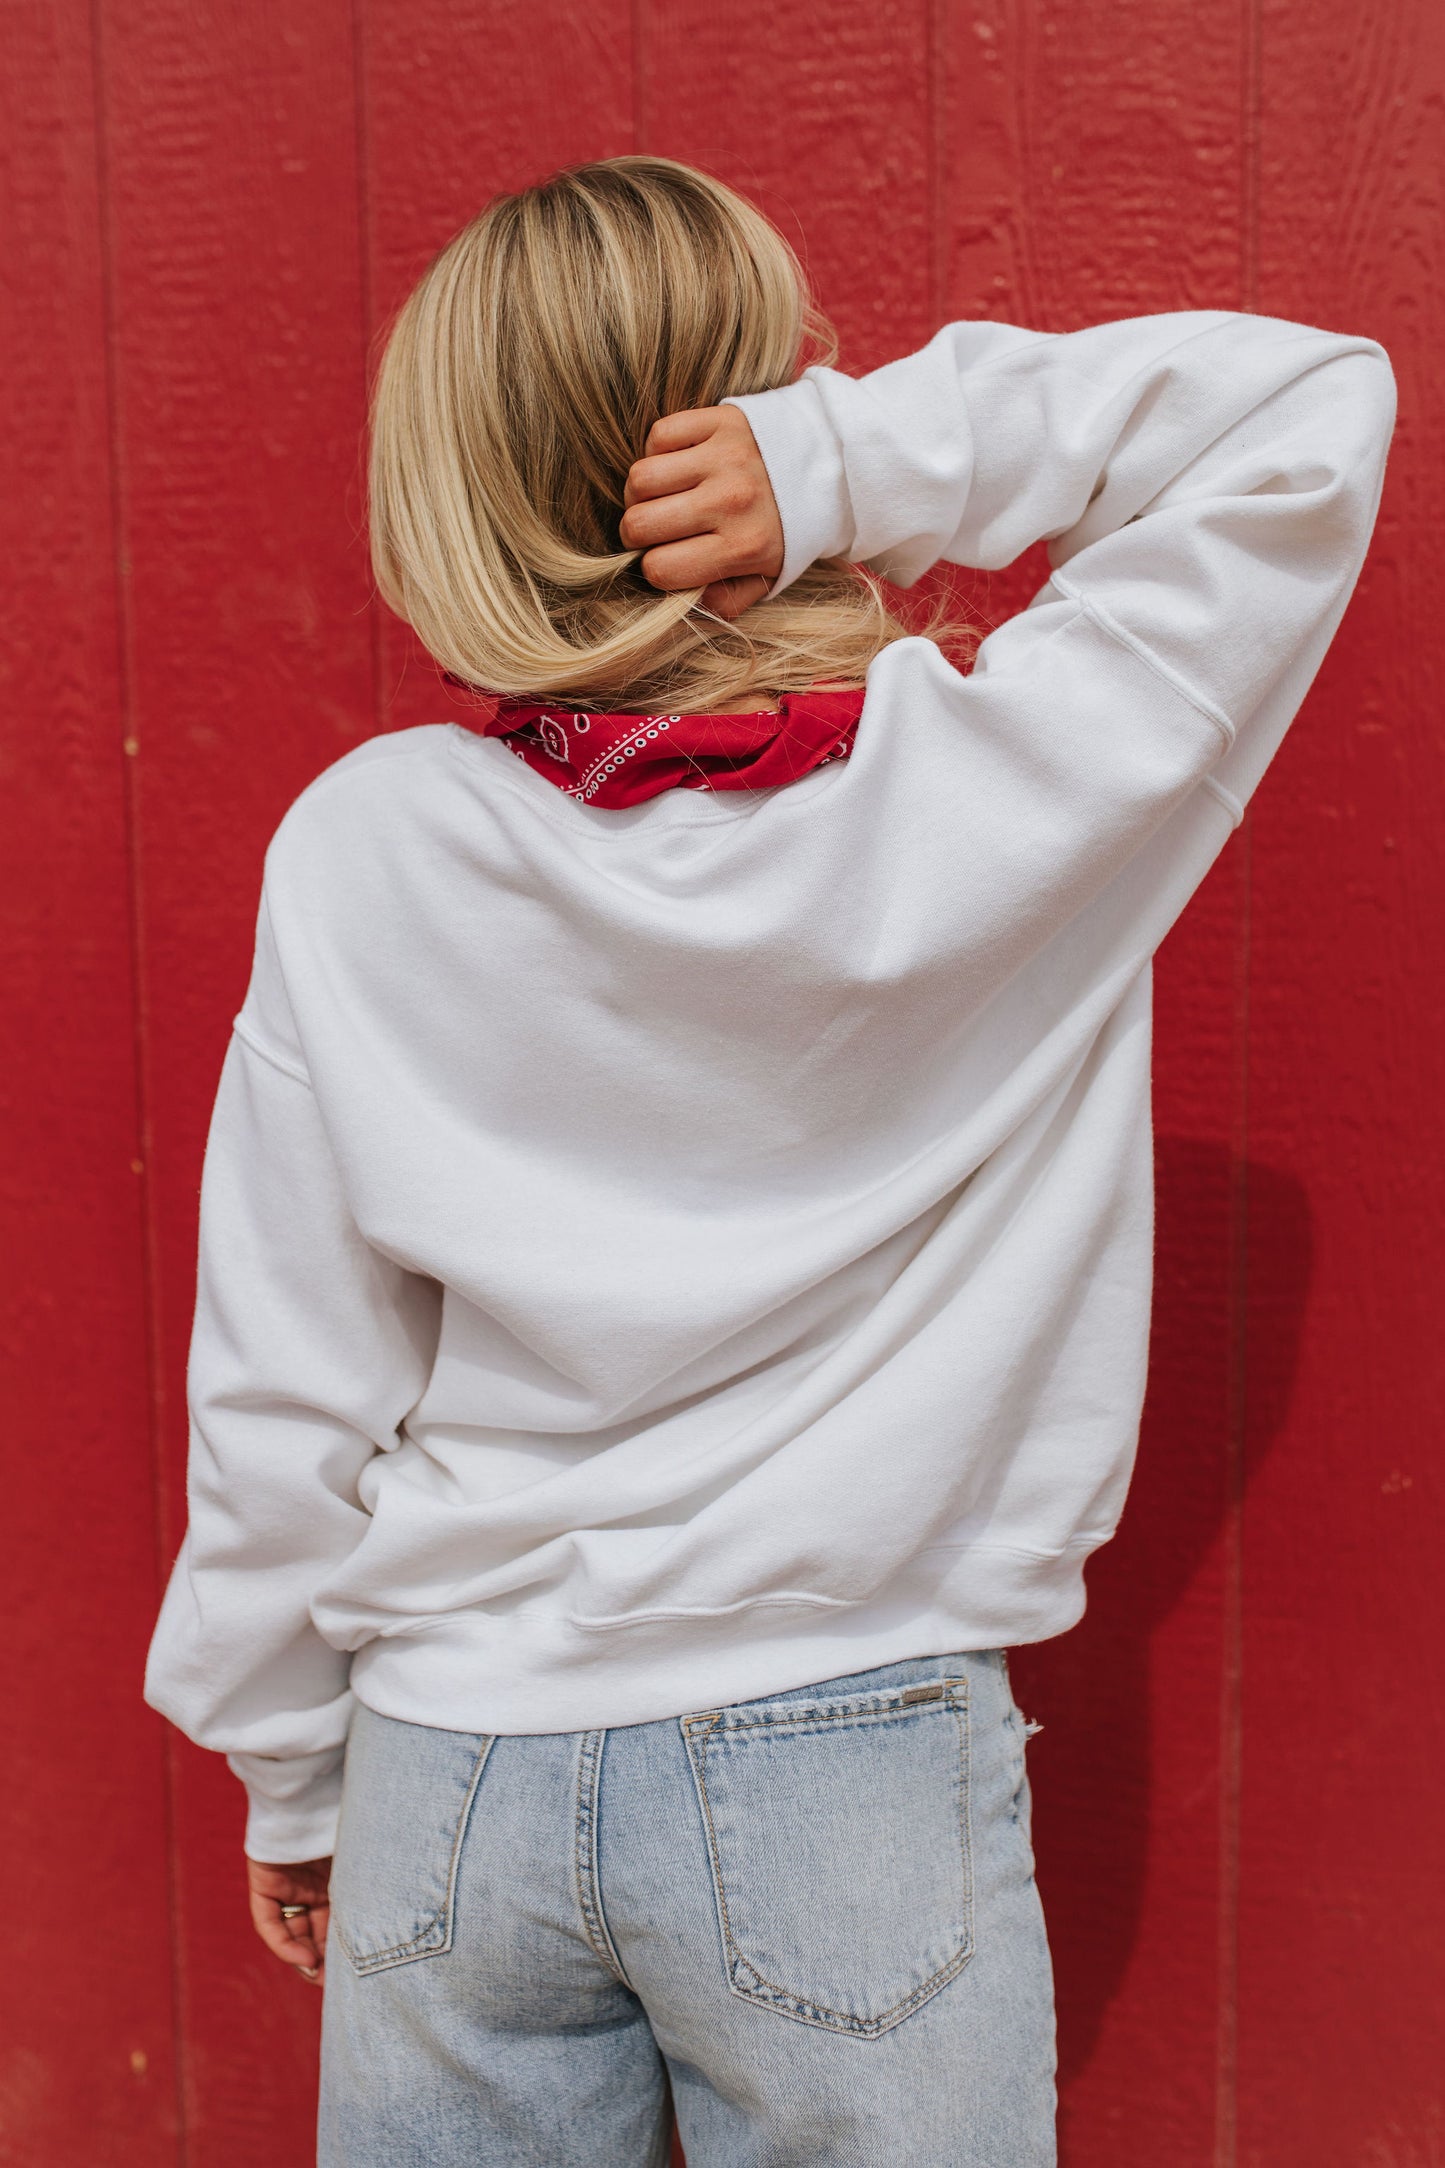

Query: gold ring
[279,1904,309,1919]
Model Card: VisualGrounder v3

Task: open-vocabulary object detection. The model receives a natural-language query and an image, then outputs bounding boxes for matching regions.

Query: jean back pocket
[683,1676,972,2037]
[330,1703,492,1976]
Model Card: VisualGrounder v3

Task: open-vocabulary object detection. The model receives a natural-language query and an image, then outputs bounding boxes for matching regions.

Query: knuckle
[623,504,658,549]
[641,548,679,591]
[711,477,751,519]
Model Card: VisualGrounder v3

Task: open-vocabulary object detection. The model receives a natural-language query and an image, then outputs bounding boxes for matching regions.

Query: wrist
[722,375,853,597]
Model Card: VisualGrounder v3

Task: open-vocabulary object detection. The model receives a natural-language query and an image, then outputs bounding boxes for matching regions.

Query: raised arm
[628,311,1393,802]
[625,311,1394,1037]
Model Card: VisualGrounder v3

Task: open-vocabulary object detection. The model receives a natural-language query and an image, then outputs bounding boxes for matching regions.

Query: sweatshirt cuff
[228,1744,346,1863]
[723,376,855,598]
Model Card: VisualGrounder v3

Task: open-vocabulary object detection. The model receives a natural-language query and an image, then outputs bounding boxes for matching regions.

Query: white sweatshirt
[144,310,1395,1862]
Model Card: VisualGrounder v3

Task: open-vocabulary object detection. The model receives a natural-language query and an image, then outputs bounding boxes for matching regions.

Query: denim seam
[335,1735,494,1973]
[682,1680,975,2038]
[573,1729,633,1990]
[998,1652,1032,1817]
[701,1699,952,1738]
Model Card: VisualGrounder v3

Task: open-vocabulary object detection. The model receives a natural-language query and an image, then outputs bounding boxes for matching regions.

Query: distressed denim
[318,1648,1056,2166]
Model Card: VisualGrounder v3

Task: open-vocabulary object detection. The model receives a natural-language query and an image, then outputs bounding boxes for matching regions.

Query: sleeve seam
[232,1014,314,1090]
[1050,569,1236,751]
[1203,775,1245,828]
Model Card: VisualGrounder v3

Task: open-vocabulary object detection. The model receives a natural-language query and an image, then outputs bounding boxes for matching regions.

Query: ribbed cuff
[228,1745,346,1864]
[723,375,854,598]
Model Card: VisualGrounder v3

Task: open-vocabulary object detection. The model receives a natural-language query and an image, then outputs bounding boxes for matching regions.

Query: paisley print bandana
[449,682,866,808]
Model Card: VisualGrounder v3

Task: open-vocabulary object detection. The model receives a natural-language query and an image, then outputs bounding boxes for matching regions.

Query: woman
[144,156,1394,2165]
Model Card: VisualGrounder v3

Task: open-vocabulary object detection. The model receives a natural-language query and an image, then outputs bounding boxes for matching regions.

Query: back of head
[368,156,919,711]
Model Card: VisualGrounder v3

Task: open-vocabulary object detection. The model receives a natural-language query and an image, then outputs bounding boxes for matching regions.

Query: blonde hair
[368,156,953,712]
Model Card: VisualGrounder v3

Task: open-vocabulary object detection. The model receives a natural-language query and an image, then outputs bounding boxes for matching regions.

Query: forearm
[730,310,1394,785]
[731,310,1392,600]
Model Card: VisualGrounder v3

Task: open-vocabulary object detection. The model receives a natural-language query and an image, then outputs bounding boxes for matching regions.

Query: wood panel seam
[351,0,383,742]
[86,0,190,2156]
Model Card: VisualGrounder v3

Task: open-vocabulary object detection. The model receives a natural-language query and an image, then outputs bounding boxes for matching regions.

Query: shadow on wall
[1009,1135,1313,2096]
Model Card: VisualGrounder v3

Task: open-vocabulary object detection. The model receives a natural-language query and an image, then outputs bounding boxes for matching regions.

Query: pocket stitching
[335,1734,494,1974]
[683,1681,974,2038]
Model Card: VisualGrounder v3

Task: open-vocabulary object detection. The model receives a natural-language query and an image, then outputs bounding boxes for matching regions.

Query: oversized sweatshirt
[143,309,1396,1862]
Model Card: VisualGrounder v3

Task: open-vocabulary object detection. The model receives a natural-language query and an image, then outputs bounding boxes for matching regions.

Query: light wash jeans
[319,1648,1056,2166]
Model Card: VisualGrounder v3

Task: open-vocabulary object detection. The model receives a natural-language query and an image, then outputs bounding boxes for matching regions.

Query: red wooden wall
[3,2,1440,2161]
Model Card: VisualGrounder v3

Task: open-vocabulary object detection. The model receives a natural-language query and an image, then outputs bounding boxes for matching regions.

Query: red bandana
[451,682,866,808]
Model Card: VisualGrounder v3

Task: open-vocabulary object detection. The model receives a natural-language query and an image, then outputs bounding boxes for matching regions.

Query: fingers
[643,406,729,457]
[621,472,772,550]
[619,485,712,554]
[619,400,782,604]
[699,574,773,620]
[246,1857,333,1986]
[623,446,710,509]
[635,533,778,598]
[622,493,779,588]
[249,1888,329,1978]
[636,536,749,595]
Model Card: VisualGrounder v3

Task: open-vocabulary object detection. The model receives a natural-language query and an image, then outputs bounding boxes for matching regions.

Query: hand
[621,405,784,620]
[247,1854,332,1986]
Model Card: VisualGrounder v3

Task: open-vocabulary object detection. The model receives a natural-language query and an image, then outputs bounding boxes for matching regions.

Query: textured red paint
[2,3,1438,2161]
[1236,4,1445,2160]
[0,5,179,2158]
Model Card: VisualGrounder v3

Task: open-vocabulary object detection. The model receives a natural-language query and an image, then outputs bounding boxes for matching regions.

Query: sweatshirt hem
[346,1539,1098,1738]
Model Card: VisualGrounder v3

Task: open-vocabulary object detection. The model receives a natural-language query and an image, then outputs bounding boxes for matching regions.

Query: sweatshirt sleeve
[726,309,1396,815]
[143,886,440,1863]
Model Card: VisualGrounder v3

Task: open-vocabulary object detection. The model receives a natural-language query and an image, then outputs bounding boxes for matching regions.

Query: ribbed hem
[230,1745,345,1864]
[241,1796,343,1866]
[349,1540,1093,1739]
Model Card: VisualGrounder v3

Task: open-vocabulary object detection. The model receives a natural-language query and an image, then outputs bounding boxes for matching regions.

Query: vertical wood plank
[94,0,376,2154]
[1240,3,1445,2159]
[7,3,1430,2162]
[359,0,636,731]
[0,3,179,2160]
[951,4,1255,2161]
[640,0,935,375]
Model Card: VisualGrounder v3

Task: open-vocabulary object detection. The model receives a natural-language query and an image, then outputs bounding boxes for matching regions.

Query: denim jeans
[318,1648,1056,2166]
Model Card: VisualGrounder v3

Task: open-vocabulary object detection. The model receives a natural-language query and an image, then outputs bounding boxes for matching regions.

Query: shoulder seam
[233,1014,313,1089]
[1203,774,1245,827]
[1050,569,1236,750]
[277,726,450,824]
